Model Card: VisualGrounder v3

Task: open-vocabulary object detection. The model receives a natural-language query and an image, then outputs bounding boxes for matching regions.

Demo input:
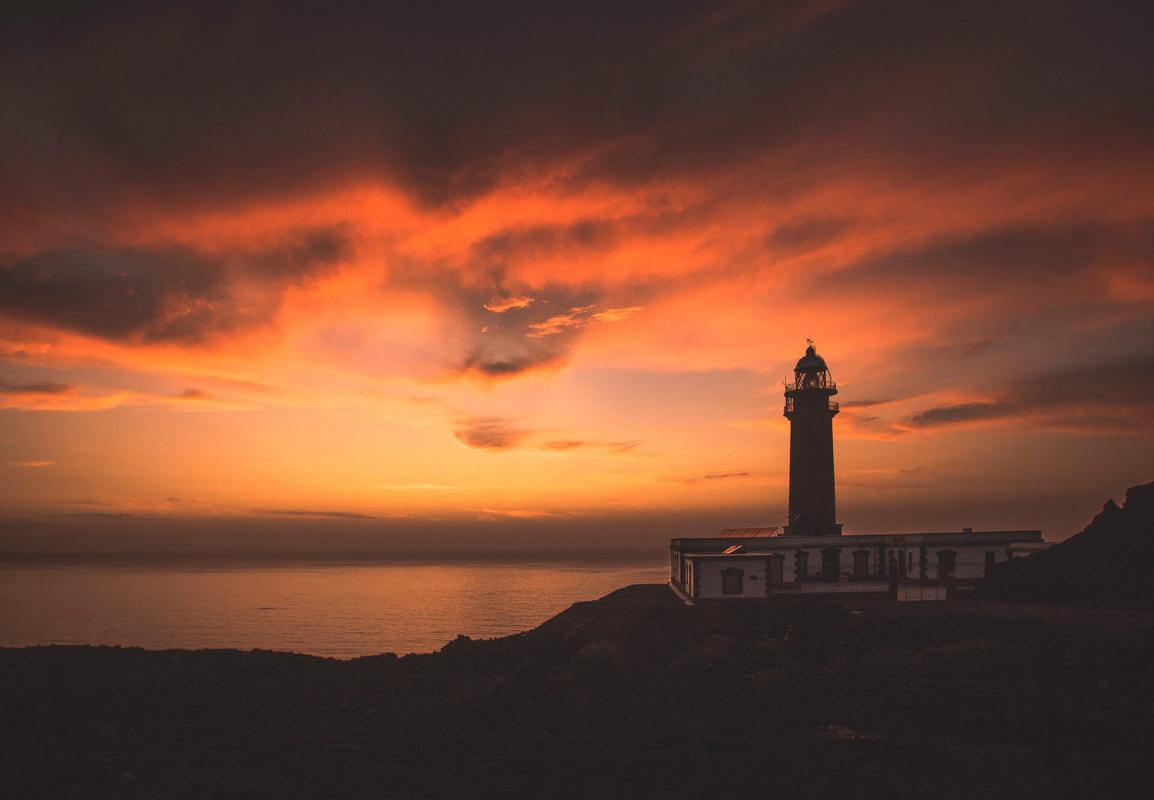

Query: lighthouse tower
[783,341,842,536]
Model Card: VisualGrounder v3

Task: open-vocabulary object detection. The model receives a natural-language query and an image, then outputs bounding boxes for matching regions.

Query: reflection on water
[0,561,667,658]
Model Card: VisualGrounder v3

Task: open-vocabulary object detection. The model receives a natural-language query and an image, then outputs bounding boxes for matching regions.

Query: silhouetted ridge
[982,481,1154,608]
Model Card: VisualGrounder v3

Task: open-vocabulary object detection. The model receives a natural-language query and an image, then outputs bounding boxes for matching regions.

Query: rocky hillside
[982,481,1154,608]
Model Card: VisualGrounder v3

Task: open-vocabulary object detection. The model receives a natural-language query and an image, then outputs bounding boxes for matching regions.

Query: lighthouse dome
[794,344,827,373]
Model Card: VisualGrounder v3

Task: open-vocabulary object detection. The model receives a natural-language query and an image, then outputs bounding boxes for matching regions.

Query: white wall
[774,547,865,581]
[692,558,767,599]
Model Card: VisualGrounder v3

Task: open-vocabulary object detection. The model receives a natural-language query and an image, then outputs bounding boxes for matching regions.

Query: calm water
[0,561,667,658]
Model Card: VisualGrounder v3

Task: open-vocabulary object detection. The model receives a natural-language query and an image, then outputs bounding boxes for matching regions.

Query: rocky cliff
[982,481,1154,608]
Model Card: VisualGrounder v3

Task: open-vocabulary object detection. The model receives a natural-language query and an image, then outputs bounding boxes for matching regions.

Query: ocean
[0,560,668,658]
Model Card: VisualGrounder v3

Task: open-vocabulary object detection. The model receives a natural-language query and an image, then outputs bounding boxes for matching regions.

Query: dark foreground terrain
[3,586,1154,800]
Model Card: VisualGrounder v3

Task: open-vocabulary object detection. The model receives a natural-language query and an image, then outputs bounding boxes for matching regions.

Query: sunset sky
[2,1,1152,556]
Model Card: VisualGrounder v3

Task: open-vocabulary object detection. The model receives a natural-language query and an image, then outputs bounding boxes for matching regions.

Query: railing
[774,581,890,594]
[919,562,991,581]
[782,561,994,583]
[784,380,837,393]
[783,398,837,415]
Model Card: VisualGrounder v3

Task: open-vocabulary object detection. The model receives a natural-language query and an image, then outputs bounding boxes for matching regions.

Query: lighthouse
[668,341,1044,604]
[783,341,842,536]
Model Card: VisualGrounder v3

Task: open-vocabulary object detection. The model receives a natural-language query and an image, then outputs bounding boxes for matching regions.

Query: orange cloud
[483,296,535,313]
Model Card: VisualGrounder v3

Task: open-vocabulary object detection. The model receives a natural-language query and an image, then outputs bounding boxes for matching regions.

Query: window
[984,550,996,576]
[938,550,957,579]
[853,550,870,579]
[768,556,784,585]
[795,550,810,581]
[721,567,744,595]
[821,549,840,580]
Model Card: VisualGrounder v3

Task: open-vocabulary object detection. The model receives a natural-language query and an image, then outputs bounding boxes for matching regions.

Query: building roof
[718,526,782,538]
[671,529,1044,554]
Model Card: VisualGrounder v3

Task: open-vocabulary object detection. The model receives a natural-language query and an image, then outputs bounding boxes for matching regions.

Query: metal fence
[782,561,992,584]
[773,580,891,594]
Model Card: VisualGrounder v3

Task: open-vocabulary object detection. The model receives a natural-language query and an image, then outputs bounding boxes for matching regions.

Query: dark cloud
[703,471,751,480]
[840,467,930,490]
[453,417,531,451]
[840,412,906,439]
[542,440,587,451]
[242,227,352,281]
[905,402,1014,428]
[456,293,645,375]
[839,399,892,409]
[453,420,640,453]
[251,509,378,520]
[0,380,72,394]
[1011,354,1154,409]
[904,354,1154,432]
[0,246,223,342]
[767,217,853,255]
[458,348,566,379]
[541,439,641,453]
[198,376,280,395]
[470,220,618,267]
[0,228,349,343]
[826,225,1108,299]
[674,470,753,485]
[2,1,1150,221]
[389,265,644,379]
